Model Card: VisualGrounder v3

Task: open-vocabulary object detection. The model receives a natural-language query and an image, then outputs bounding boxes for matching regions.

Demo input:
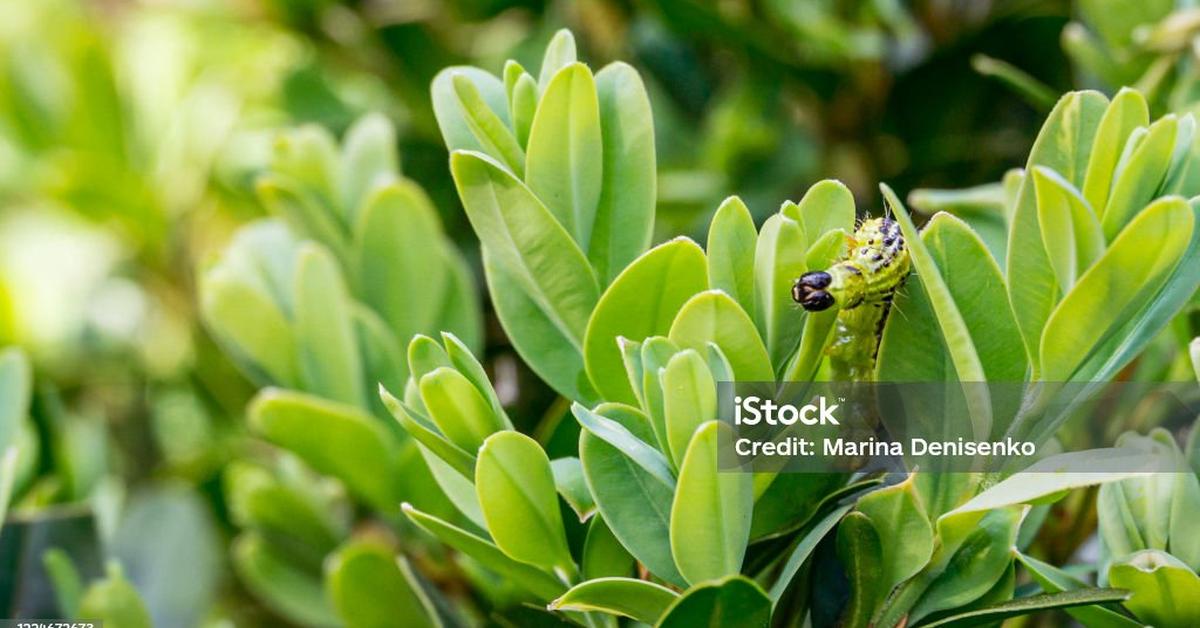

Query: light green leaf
[352,181,448,350]
[550,577,678,623]
[856,477,934,594]
[431,67,511,156]
[380,386,475,479]
[402,503,566,601]
[484,249,597,403]
[1109,550,1200,627]
[707,196,758,320]
[550,457,596,521]
[1102,115,1178,240]
[1006,91,1109,371]
[788,179,856,240]
[592,61,656,284]
[579,404,686,587]
[526,63,602,250]
[419,367,503,453]
[452,72,525,176]
[476,431,574,574]
[0,348,31,452]
[1040,196,1193,381]
[326,541,440,628]
[917,588,1134,628]
[505,62,537,148]
[662,350,717,469]
[1083,87,1149,213]
[258,177,349,267]
[78,563,153,628]
[571,402,675,488]
[249,389,403,512]
[657,576,771,628]
[224,462,343,558]
[452,150,599,348]
[670,422,753,585]
[753,214,808,368]
[910,507,1022,623]
[1033,167,1106,293]
[584,238,708,404]
[339,113,399,222]
[538,29,577,88]
[641,336,681,453]
[669,290,773,381]
[294,243,364,406]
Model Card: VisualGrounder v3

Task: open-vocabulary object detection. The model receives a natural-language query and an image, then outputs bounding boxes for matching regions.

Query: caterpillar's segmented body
[792,217,911,381]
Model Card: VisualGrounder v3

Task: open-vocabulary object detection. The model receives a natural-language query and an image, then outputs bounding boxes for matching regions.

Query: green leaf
[641,336,681,453]
[419,366,503,453]
[249,389,403,512]
[916,588,1133,628]
[1016,552,1143,628]
[1033,167,1106,293]
[855,477,934,594]
[258,177,349,268]
[232,534,339,628]
[753,214,808,368]
[581,515,635,579]
[670,422,753,585]
[42,549,83,619]
[402,503,565,601]
[452,150,599,360]
[326,541,440,628]
[838,512,885,628]
[224,462,343,558]
[910,507,1022,623]
[768,504,853,604]
[294,243,364,406]
[271,125,340,210]
[352,181,448,350]
[1040,196,1194,381]
[452,72,526,176]
[1082,88,1149,214]
[878,211,1026,387]
[787,179,857,241]
[475,431,574,574]
[505,61,537,148]
[0,347,30,452]
[526,63,603,250]
[571,402,674,488]
[669,291,773,381]
[584,238,708,404]
[380,386,476,479]
[550,457,596,521]
[484,249,598,402]
[1006,91,1109,371]
[550,577,678,623]
[592,61,656,284]
[442,332,509,426]
[1102,114,1178,240]
[1108,550,1200,627]
[431,67,511,156]
[579,404,686,587]
[657,576,771,628]
[339,113,399,223]
[707,196,758,319]
[538,30,577,88]
[78,563,153,628]
[662,350,717,469]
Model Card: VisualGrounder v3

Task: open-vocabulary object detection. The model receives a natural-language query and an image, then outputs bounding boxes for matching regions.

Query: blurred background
[0,0,1188,624]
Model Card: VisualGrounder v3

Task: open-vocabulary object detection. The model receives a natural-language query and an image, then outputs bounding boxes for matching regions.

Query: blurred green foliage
[1,0,1199,626]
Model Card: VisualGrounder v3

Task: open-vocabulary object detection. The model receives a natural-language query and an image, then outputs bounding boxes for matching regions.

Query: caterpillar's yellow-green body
[792,217,910,381]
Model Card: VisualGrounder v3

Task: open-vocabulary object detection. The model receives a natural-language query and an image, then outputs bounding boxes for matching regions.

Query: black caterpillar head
[792,271,835,311]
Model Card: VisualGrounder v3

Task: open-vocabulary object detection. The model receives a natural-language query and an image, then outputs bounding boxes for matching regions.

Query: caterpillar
[792,217,910,381]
